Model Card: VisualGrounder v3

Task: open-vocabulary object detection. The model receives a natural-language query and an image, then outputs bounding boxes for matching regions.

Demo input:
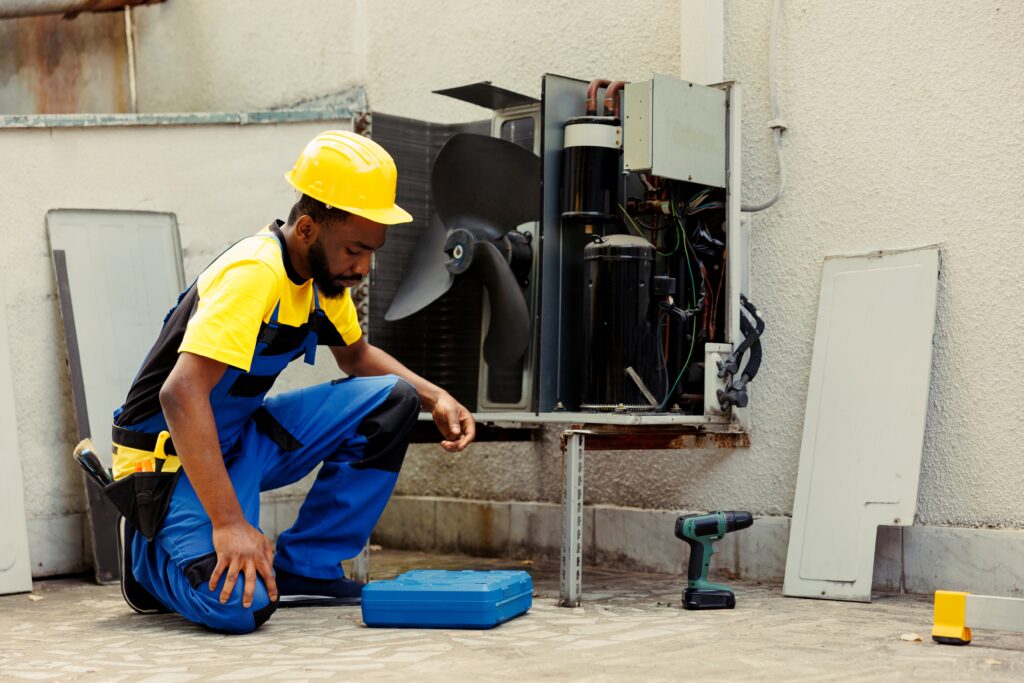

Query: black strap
[229,372,280,397]
[270,221,307,286]
[252,407,303,452]
[112,424,177,456]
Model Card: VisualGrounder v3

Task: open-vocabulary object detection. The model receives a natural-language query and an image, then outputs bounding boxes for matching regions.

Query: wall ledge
[0,107,355,130]
[326,496,1024,598]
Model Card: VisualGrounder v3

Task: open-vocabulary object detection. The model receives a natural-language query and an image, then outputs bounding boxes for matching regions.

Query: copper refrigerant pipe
[603,80,628,117]
[627,199,673,216]
[585,79,612,115]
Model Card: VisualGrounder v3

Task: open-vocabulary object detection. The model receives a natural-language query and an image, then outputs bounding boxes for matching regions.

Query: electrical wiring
[659,207,699,412]
[742,0,787,213]
[618,184,725,411]
[660,218,682,256]
[659,312,697,411]
[616,203,646,239]
[656,310,670,397]
[619,203,682,257]
[711,249,727,339]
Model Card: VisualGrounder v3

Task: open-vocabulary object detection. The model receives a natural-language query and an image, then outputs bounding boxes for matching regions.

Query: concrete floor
[1,550,1022,682]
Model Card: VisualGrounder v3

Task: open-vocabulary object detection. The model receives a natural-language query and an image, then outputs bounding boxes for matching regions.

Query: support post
[560,431,585,607]
[351,541,371,583]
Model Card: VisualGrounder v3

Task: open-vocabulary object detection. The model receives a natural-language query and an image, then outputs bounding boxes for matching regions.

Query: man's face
[306,214,387,299]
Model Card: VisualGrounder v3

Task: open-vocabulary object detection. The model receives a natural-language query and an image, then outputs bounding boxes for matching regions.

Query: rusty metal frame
[0,0,161,20]
[0,107,357,129]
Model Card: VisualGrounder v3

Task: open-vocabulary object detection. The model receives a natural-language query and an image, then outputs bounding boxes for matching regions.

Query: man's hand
[431,391,476,452]
[331,341,476,451]
[209,521,278,608]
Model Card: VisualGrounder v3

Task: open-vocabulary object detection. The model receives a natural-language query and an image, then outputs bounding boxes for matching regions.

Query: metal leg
[351,541,371,583]
[560,431,585,607]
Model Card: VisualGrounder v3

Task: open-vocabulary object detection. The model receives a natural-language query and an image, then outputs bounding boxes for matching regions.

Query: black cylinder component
[581,235,661,411]
[724,511,754,533]
[561,116,621,224]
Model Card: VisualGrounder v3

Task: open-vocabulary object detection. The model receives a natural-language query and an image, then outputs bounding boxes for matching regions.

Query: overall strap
[303,283,325,365]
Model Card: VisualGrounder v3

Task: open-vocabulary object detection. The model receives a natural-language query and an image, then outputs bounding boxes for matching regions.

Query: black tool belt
[99,426,182,541]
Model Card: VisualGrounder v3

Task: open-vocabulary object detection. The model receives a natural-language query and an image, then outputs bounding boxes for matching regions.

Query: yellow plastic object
[285,130,413,225]
[932,590,972,645]
[112,429,181,479]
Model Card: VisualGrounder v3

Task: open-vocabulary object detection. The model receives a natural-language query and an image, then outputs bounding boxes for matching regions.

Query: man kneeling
[110,131,475,634]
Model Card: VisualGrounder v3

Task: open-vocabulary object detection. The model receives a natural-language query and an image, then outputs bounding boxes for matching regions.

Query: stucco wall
[3,0,1022,579]
[131,0,680,122]
[720,0,1024,527]
[396,0,1024,529]
[0,118,350,573]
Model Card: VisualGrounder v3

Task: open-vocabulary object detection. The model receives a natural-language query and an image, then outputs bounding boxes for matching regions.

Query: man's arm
[331,339,476,452]
[160,352,278,607]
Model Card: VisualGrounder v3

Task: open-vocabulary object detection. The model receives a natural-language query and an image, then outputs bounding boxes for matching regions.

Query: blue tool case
[361,570,533,629]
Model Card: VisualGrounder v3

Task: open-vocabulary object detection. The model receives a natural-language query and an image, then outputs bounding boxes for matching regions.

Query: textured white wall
[0,120,349,573]
[133,0,1023,528]
[399,0,1024,529]
[5,0,1022,579]
[720,0,1024,527]
[131,0,680,121]
[133,1,367,112]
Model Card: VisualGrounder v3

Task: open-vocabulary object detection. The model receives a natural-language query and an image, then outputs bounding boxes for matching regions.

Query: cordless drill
[674,511,754,610]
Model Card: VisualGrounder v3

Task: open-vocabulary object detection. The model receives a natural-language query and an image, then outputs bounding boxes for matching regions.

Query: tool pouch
[102,471,181,542]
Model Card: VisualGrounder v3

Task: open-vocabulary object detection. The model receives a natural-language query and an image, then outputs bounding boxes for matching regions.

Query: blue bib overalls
[114,233,419,634]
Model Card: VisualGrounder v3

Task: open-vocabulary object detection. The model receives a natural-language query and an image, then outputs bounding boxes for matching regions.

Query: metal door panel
[0,281,33,595]
[784,247,939,601]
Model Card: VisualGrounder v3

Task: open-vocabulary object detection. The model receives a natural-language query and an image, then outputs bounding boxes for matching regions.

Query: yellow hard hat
[285,130,413,225]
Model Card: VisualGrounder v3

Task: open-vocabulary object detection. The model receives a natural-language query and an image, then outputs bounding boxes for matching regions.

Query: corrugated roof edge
[0,107,356,129]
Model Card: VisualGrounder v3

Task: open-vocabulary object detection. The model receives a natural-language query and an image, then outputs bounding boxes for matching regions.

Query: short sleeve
[179,259,279,371]
[323,290,363,346]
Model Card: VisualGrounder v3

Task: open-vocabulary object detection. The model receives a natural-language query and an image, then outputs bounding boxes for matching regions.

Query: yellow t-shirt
[180,224,362,371]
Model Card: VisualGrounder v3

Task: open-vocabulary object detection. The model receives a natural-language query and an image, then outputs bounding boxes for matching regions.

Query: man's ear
[294,214,317,244]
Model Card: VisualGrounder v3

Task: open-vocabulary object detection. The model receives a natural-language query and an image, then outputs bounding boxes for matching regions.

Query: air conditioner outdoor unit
[366,74,761,433]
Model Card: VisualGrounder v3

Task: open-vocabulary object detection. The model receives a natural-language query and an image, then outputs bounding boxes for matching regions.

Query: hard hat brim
[336,202,414,225]
[284,170,413,225]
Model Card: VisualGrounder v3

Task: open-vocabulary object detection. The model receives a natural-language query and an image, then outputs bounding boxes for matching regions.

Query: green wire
[618,203,677,256]
[616,203,644,238]
[659,199,699,412]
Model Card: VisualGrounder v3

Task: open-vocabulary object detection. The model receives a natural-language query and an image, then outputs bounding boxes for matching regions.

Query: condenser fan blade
[472,241,530,367]
[385,215,455,321]
[432,134,541,239]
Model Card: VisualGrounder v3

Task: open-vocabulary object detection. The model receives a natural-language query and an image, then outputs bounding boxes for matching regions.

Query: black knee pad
[184,552,218,588]
[252,599,278,629]
[352,380,420,473]
[184,551,277,633]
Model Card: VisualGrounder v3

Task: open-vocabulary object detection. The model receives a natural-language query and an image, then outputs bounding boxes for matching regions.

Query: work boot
[117,517,169,614]
[274,565,364,607]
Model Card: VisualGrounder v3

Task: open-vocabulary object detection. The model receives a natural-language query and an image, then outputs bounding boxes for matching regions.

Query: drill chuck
[725,511,754,532]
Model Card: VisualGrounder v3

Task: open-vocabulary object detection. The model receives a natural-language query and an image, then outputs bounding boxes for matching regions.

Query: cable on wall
[742,0,788,213]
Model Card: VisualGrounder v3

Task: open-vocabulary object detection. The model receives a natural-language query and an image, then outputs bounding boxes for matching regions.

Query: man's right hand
[161,353,278,610]
[209,521,278,608]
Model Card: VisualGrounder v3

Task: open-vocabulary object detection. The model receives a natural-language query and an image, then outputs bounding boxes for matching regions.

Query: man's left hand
[431,392,476,452]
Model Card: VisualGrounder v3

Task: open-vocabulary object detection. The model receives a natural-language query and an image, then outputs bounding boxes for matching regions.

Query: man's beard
[308,237,361,299]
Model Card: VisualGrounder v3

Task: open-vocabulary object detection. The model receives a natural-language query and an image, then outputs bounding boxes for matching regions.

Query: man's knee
[183,553,277,634]
[352,378,419,473]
